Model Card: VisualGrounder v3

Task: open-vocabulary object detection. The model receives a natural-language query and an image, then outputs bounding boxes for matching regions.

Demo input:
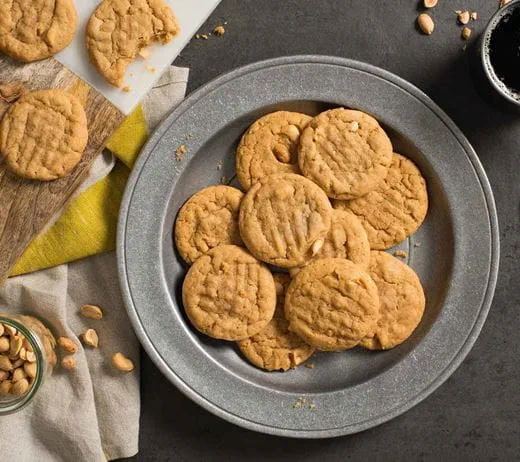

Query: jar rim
[0,315,46,415]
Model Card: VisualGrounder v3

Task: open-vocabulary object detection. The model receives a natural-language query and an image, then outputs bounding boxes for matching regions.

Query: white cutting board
[56,0,221,115]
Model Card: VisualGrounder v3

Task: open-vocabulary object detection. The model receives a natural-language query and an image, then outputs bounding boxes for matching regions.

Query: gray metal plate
[117,56,499,438]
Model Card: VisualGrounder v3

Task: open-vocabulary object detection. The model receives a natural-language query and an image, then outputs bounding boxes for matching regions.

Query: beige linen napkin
[0,67,189,461]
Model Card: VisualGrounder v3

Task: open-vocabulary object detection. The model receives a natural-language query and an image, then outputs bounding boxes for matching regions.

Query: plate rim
[117,55,500,438]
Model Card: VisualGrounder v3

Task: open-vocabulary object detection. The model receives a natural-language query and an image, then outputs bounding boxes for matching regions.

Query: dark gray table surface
[122,1,520,460]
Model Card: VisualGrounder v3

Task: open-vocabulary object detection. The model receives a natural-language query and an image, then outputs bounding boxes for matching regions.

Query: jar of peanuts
[0,313,57,414]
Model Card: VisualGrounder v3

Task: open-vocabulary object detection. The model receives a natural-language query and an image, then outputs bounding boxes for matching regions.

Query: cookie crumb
[309,403,316,409]
[470,12,478,21]
[175,145,187,161]
[393,250,408,259]
[184,133,193,140]
[461,27,472,40]
[145,65,157,73]
[201,34,209,40]
[292,396,316,409]
[138,49,150,59]
[122,86,132,93]
[216,161,224,171]
[304,362,315,369]
[220,175,228,184]
[195,34,200,39]
[214,25,226,36]
[414,242,422,248]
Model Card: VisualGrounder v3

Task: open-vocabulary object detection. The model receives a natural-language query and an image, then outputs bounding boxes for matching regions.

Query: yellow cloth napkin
[10,107,149,277]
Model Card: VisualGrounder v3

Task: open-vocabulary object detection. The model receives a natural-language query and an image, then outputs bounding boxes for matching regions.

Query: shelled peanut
[0,323,37,398]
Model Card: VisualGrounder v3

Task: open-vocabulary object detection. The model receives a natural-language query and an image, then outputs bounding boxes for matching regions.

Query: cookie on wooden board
[237,273,315,371]
[86,0,180,88]
[360,251,426,350]
[298,108,393,200]
[175,186,244,265]
[238,173,333,268]
[0,0,77,62]
[0,89,88,181]
[334,153,428,250]
[285,258,380,351]
[236,111,312,190]
[182,245,276,341]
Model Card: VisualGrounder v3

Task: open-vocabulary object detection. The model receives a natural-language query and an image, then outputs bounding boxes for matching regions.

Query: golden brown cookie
[360,251,426,350]
[0,89,88,181]
[285,258,380,351]
[0,0,77,62]
[86,0,180,88]
[182,245,276,341]
[175,186,244,265]
[237,273,315,371]
[239,173,333,268]
[236,111,312,190]
[290,209,370,276]
[298,108,393,200]
[334,153,428,250]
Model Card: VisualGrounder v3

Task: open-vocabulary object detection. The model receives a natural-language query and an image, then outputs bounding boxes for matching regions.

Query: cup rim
[481,0,520,106]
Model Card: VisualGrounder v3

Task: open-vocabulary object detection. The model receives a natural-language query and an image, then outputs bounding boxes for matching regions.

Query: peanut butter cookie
[175,186,244,265]
[0,0,77,62]
[298,108,393,200]
[239,173,332,268]
[182,245,276,341]
[0,89,88,181]
[86,0,180,88]
[285,258,380,351]
[236,111,312,190]
[237,273,315,371]
[334,153,428,249]
[290,209,370,276]
[360,251,425,350]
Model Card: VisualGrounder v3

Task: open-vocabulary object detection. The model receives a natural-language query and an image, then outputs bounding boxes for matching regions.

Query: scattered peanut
[461,27,472,40]
[11,378,29,396]
[23,361,37,379]
[0,370,8,381]
[61,355,77,370]
[81,329,99,348]
[470,12,478,21]
[11,358,24,369]
[57,336,78,354]
[500,0,511,7]
[80,304,104,320]
[423,0,438,7]
[112,353,134,373]
[0,337,9,353]
[418,14,435,35]
[458,11,470,24]
[25,350,36,363]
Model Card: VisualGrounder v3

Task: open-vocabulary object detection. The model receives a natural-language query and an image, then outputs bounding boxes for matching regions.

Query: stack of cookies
[175,108,428,372]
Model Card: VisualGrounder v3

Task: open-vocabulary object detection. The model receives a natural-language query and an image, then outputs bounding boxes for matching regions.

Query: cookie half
[334,153,428,250]
[0,0,77,62]
[239,173,332,268]
[285,258,380,351]
[298,108,393,200]
[0,89,88,181]
[237,273,315,371]
[175,186,244,264]
[86,0,180,87]
[182,245,276,341]
[236,111,312,190]
[360,251,426,350]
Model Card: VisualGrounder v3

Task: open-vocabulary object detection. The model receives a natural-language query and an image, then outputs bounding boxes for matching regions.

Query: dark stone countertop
[122,1,520,460]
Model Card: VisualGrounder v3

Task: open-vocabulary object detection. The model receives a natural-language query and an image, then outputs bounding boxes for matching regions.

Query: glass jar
[0,313,57,415]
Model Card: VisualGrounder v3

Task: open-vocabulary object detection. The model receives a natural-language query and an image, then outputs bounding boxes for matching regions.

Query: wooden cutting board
[0,56,125,283]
